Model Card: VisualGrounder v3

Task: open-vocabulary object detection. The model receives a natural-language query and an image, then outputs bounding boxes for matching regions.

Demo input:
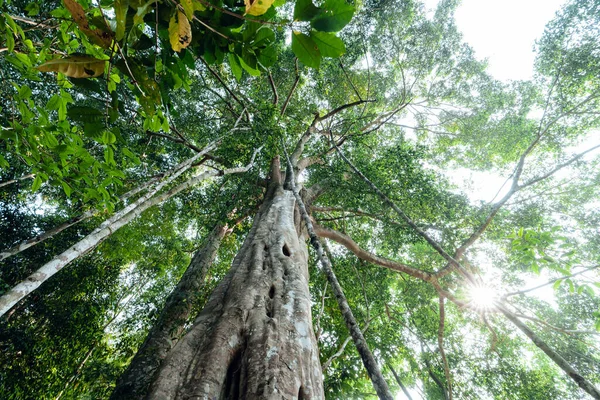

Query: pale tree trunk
[0,144,259,318]
[146,159,324,399]
[111,224,229,399]
[0,172,165,262]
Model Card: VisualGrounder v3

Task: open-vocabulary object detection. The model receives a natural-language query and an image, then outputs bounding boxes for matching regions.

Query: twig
[280,58,299,117]
[268,71,278,105]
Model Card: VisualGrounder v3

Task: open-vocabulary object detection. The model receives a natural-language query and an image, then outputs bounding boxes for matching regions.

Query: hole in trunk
[269,285,275,299]
[221,347,244,400]
[282,243,291,257]
[298,386,306,400]
[266,303,273,318]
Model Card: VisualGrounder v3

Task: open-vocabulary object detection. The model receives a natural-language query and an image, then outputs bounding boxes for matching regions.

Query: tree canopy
[1,0,600,398]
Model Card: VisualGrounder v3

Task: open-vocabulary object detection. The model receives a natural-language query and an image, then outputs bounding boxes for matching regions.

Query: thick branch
[0,173,35,188]
[0,173,166,262]
[313,224,433,282]
[388,363,413,400]
[111,224,229,399]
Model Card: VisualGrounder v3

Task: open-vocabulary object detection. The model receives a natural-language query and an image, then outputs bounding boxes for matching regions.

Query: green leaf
[292,31,321,69]
[5,31,14,53]
[257,45,277,67]
[294,0,319,21]
[68,106,104,123]
[552,279,562,290]
[310,0,354,32]
[31,175,42,192]
[310,31,345,58]
[228,53,242,81]
[181,0,195,20]
[115,0,129,41]
[102,131,117,144]
[61,181,72,197]
[253,28,275,48]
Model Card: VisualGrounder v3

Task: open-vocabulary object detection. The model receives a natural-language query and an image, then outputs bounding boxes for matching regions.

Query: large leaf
[291,31,321,68]
[63,0,113,48]
[36,56,106,78]
[114,0,128,41]
[310,30,345,58]
[244,0,275,16]
[228,53,242,81]
[169,11,192,52]
[294,0,319,21]
[310,0,354,32]
[67,106,104,123]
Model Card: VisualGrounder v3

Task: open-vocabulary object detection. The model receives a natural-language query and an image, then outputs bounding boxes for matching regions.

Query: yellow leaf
[36,56,106,78]
[63,0,113,48]
[244,0,275,16]
[169,11,192,52]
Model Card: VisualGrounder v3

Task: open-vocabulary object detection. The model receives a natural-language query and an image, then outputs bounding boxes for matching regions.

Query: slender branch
[503,265,600,298]
[511,312,600,336]
[0,173,35,188]
[280,58,299,117]
[313,224,433,282]
[268,72,278,105]
[316,99,376,123]
[199,57,250,120]
[331,137,474,284]
[322,317,372,371]
[388,363,413,400]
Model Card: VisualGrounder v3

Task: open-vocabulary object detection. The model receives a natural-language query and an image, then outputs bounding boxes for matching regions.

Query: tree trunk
[146,160,324,399]
[111,224,229,399]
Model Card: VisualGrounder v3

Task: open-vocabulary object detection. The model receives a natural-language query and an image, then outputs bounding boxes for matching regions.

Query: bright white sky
[453,0,566,81]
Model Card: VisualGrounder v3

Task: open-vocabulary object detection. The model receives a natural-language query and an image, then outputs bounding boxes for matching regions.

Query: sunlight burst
[468,285,498,311]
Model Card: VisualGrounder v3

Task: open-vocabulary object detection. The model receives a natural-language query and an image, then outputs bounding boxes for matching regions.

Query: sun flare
[468,285,498,311]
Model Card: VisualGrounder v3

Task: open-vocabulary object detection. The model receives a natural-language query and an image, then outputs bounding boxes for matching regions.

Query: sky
[453,0,566,82]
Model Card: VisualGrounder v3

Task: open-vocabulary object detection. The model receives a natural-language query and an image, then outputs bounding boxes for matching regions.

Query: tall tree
[1,0,600,398]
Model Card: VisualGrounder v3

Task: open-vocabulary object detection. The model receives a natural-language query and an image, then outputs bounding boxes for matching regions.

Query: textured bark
[146,165,324,399]
[111,224,228,400]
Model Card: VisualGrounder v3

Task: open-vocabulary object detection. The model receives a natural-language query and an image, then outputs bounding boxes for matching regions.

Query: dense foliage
[1,0,600,398]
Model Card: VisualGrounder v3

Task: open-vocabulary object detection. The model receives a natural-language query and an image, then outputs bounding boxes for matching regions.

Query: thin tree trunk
[146,158,323,399]
[388,363,413,400]
[282,150,394,400]
[499,305,600,399]
[110,224,229,399]
[0,144,260,318]
[0,173,165,262]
